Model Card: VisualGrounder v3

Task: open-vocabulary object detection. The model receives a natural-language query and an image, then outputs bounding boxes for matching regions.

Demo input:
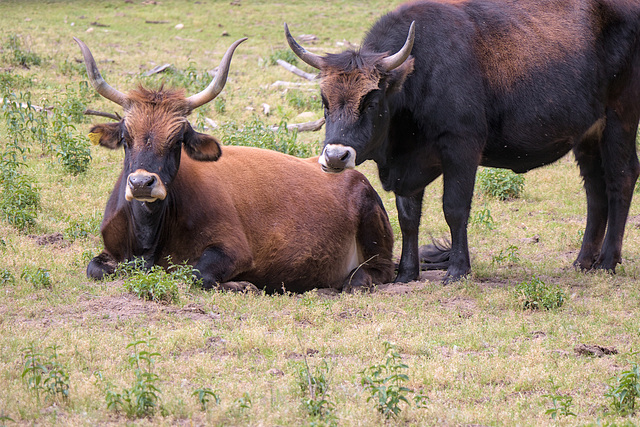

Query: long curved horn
[73,37,128,107]
[380,21,416,72]
[284,23,324,70]
[186,37,247,111]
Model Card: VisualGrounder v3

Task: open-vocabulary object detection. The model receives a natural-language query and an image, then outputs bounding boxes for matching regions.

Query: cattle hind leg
[590,109,639,271]
[342,186,395,292]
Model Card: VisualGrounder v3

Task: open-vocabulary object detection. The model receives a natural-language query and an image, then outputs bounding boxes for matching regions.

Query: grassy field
[1,0,640,425]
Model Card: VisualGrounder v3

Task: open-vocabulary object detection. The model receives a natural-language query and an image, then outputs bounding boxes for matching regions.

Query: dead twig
[276,59,317,81]
[143,63,172,76]
[83,109,122,121]
[271,117,325,133]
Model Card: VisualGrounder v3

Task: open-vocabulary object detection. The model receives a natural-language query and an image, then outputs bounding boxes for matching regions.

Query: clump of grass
[605,353,640,416]
[514,276,566,310]
[141,62,211,93]
[476,167,525,200]
[0,269,14,286]
[20,266,52,289]
[3,35,42,68]
[0,71,33,92]
[99,333,163,419]
[221,118,317,158]
[285,89,321,111]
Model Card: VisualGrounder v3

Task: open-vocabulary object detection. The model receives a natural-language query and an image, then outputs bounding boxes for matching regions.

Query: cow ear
[386,56,415,95]
[88,122,122,149]
[183,125,222,162]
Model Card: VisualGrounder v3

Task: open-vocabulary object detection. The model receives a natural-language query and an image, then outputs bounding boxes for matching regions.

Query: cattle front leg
[441,159,477,283]
[193,246,241,290]
[87,252,118,280]
[395,190,424,283]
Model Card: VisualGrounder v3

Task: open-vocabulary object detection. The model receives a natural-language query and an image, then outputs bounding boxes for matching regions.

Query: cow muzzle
[318,144,357,173]
[125,169,167,202]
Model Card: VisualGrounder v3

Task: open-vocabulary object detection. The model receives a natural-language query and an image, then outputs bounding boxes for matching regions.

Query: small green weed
[101,333,163,418]
[214,97,226,114]
[297,358,336,423]
[4,35,42,68]
[605,354,640,416]
[515,276,566,310]
[233,392,252,411]
[0,269,14,286]
[542,378,576,419]
[360,341,413,419]
[268,48,298,66]
[22,343,70,403]
[492,245,520,266]
[20,266,52,289]
[469,207,496,230]
[192,387,220,411]
[476,167,525,200]
[221,118,316,158]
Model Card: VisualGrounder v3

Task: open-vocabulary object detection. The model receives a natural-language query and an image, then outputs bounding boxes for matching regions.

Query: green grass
[0,1,640,425]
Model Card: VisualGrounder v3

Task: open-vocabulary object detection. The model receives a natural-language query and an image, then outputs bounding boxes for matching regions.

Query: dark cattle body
[75,38,394,293]
[286,0,640,282]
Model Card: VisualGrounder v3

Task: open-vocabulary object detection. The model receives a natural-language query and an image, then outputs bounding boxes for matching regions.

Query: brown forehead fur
[320,51,387,120]
[124,86,190,155]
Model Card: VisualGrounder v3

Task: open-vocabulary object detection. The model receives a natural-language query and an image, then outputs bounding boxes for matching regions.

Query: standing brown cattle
[76,37,394,293]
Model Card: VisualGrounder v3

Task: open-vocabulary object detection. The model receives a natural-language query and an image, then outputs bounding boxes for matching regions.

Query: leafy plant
[192,387,220,411]
[469,207,496,230]
[20,266,52,289]
[476,167,525,200]
[102,333,163,418]
[221,118,316,158]
[3,35,42,68]
[21,344,69,403]
[297,359,336,423]
[492,245,520,266]
[116,258,197,304]
[515,276,566,310]
[0,94,41,230]
[606,355,640,416]
[360,341,412,419]
[542,378,576,419]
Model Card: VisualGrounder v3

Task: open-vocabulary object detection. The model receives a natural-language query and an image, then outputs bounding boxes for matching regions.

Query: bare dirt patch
[14,291,219,328]
[28,232,69,248]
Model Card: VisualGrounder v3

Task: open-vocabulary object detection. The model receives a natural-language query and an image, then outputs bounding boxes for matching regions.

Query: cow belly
[481,138,575,173]
[236,234,364,292]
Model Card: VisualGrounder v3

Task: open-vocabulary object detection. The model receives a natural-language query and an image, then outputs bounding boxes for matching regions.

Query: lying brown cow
[75,37,395,293]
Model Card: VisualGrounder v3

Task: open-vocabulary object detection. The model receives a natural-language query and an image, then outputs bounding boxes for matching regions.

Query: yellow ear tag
[87,132,102,146]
